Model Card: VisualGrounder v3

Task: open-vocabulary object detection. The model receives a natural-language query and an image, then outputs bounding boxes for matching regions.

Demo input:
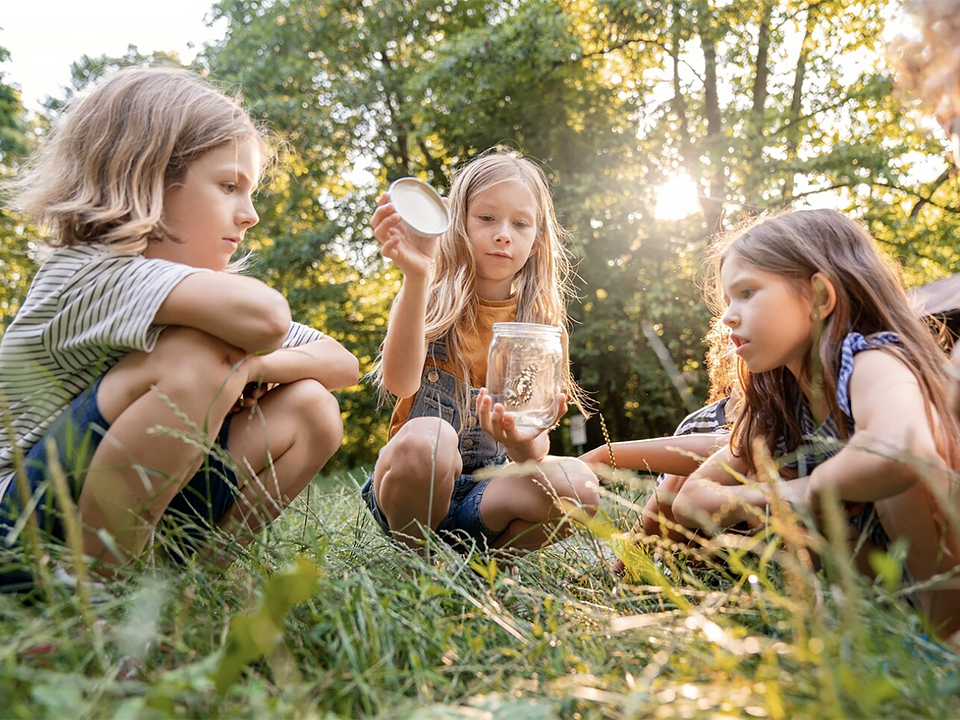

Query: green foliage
[2,0,958,456]
[0,44,36,331]
[215,555,322,695]
[2,474,959,719]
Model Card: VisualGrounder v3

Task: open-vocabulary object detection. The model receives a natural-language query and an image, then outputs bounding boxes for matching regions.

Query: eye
[514,220,530,229]
[477,214,494,222]
[740,288,756,299]
[221,182,238,193]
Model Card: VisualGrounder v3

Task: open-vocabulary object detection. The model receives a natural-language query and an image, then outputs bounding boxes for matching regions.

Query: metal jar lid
[387,177,450,237]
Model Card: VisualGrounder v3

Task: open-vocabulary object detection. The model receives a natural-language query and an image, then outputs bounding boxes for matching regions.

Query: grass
[2,468,960,719]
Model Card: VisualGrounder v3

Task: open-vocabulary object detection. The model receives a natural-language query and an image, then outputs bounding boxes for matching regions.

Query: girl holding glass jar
[362,148,598,553]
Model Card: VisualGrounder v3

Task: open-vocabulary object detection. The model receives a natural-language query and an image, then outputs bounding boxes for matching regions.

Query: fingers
[476,388,511,442]
[371,202,404,242]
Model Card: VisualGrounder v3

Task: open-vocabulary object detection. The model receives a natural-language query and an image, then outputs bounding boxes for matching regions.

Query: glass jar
[486,322,563,428]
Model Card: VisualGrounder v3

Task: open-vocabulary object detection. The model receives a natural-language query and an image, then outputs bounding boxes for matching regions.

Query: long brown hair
[8,67,270,254]
[706,208,960,472]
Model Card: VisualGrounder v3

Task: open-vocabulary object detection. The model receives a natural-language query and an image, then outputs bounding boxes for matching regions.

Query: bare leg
[216,379,344,544]
[370,417,462,548]
[78,328,255,567]
[479,457,599,553]
[876,483,960,639]
[640,474,689,541]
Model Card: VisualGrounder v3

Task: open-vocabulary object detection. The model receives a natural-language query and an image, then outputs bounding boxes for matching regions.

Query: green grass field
[2,469,959,719]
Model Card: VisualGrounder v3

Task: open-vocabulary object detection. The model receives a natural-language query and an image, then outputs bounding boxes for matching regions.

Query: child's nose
[494,220,512,243]
[721,307,737,327]
[238,200,259,228]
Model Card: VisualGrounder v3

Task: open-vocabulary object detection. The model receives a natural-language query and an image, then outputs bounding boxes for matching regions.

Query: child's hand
[476,388,567,450]
[371,192,440,280]
[231,381,275,413]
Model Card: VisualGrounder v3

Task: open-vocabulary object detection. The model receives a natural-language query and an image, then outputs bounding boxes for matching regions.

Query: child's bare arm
[671,447,767,532]
[155,272,291,352]
[252,337,360,391]
[380,282,431,398]
[580,433,728,475]
[950,344,960,421]
[372,193,438,398]
[808,349,947,503]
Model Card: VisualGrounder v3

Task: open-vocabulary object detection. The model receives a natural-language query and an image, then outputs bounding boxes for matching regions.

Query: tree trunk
[782,3,817,203]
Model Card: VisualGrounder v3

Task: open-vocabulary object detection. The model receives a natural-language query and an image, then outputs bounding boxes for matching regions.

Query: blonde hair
[706,208,960,473]
[8,67,270,254]
[892,0,960,137]
[378,147,590,419]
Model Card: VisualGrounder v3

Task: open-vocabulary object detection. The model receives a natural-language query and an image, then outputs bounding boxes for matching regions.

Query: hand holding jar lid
[388,177,450,237]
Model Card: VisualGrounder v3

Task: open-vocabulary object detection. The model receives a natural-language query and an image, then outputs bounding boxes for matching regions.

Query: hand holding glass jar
[485,322,564,429]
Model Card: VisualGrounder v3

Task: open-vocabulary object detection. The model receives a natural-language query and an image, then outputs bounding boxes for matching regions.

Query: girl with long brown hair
[672,208,960,639]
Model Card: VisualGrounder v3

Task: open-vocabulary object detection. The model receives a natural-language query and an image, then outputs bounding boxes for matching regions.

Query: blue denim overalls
[361,337,508,549]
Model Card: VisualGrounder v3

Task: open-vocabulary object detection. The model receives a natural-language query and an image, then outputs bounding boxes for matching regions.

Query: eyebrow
[217,167,258,186]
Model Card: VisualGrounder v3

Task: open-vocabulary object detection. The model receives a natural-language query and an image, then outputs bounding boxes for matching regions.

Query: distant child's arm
[252,337,360,391]
[806,350,948,506]
[372,193,439,398]
[155,272,291,353]
[580,433,728,475]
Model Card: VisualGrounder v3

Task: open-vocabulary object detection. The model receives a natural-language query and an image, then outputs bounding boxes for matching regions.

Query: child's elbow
[384,372,421,400]
[338,352,361,389]
[671,492,697,530]
[255,291,293,350]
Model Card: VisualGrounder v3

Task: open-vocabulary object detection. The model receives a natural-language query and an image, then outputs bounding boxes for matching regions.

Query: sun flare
[654,173,701,221]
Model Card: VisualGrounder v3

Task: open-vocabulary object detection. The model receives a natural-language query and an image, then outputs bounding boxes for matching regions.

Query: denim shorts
[361,471,500,552]
[0,376,240,586]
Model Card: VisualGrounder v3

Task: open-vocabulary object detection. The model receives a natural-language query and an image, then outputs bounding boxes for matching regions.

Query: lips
[731,334,749,353]
[488,252,512,260]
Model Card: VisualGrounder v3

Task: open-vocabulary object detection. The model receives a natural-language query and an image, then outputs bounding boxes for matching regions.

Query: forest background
[2,0,959,470]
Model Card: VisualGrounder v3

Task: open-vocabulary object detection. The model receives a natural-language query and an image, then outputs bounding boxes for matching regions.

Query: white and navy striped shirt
[0,243,323,503]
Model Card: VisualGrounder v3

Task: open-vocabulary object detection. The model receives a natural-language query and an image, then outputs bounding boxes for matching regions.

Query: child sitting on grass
[0,67,359,586]
[672,208,960,640]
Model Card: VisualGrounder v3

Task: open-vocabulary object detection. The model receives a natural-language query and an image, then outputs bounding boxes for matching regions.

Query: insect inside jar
[504,365,538,407]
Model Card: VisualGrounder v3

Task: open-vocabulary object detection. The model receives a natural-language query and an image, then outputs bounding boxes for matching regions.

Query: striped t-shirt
[0,243,324,503]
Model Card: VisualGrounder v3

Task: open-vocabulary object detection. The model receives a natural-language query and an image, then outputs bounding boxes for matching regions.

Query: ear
[810,272,837,321]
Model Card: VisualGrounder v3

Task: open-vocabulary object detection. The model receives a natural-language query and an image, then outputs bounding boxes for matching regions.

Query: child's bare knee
[287,379,344,461]
[390,420,460,476]
[151,327,249,393]
[550,458,601,510]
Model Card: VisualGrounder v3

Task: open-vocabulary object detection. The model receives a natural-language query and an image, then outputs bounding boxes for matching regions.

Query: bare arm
[671,446,769,532]
[807,349,947,504]
[372,193,439,399]
[381,281,432,398]
[949,344,960,421]
[252,337,360,391]
[580,433,728,475]
[155,272,291,353]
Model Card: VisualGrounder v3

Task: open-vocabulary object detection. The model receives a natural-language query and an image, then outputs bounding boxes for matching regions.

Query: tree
[0,44,35,331]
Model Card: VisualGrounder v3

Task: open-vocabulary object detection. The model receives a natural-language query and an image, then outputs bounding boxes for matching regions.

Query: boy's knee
[150,327,249,393]
[287,380,344,457]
